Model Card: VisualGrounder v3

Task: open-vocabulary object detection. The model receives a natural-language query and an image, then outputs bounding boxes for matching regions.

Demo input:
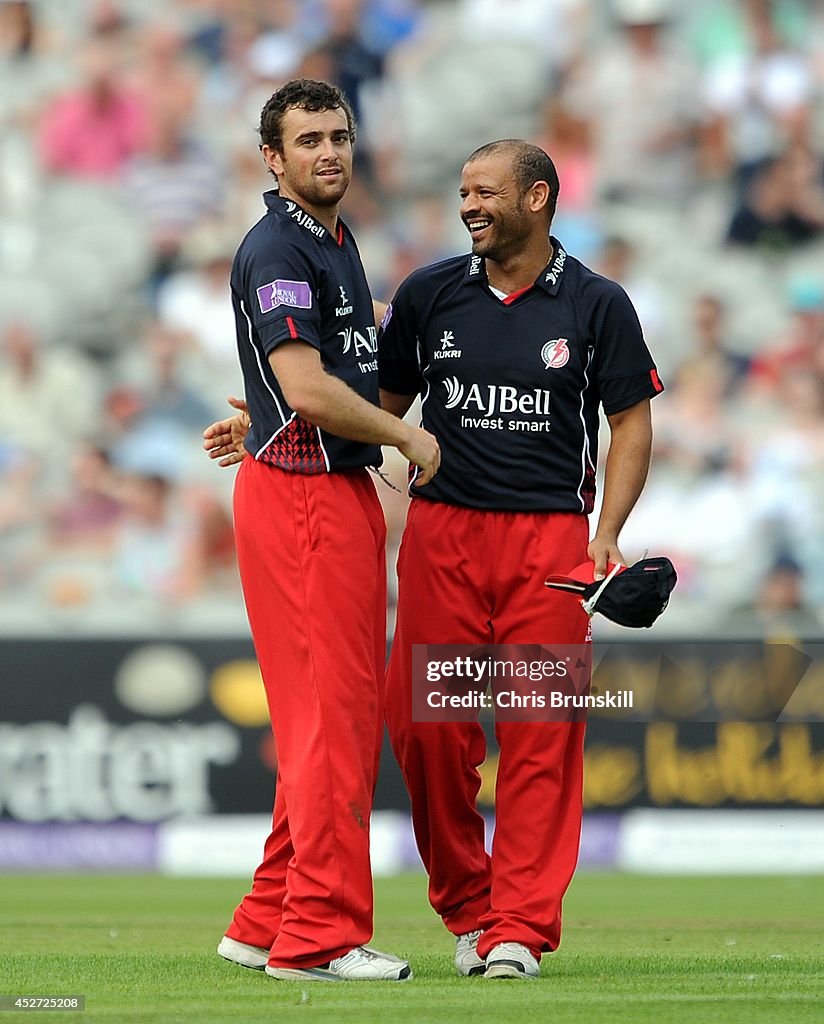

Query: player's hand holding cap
[545,556,677,628]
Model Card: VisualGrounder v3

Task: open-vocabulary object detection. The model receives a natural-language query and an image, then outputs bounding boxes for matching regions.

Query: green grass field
[1,872,823,1023]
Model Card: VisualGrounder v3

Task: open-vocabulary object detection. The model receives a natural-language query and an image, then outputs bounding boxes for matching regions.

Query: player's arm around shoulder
[373,299,388,325]
[203,396,250,467]
[271,341,440,485]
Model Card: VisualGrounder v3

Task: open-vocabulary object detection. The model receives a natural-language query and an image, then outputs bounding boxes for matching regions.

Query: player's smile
[465,217,492,239]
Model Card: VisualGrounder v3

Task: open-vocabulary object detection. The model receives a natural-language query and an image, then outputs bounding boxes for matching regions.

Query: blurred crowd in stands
[1,0,824,636]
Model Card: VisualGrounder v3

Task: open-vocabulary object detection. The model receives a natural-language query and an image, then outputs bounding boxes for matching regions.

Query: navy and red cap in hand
[545,556,677,628]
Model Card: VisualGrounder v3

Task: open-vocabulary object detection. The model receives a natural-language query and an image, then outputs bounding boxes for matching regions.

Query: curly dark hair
[465,140,560,222]
[258,79,357,154]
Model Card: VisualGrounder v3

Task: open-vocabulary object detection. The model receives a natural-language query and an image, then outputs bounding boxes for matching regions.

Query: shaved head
[465,140,559,221]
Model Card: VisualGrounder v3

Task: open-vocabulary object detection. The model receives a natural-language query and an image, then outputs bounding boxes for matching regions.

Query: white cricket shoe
[455,930,485,976]
[217,935,269,970]
[265,945,412,982]
[484,941,539,979]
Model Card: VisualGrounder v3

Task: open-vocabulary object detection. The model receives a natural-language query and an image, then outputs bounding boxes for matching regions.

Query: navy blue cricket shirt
[231,191,382,472]
[378,239,663,513]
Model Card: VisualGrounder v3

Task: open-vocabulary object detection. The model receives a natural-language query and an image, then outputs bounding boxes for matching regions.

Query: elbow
[271,350,331,422]
[284,387,324,423]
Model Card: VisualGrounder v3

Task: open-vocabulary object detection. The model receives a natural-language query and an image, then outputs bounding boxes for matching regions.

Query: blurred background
[1,0,823,874]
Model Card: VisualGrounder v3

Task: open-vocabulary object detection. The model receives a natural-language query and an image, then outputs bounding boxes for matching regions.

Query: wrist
[593,528,619,545]
[392,419,414,450]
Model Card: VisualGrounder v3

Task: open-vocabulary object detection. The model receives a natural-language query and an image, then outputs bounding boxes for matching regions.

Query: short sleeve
[237,239,322,356]
[378,278,424,395]
[591,283,664,415]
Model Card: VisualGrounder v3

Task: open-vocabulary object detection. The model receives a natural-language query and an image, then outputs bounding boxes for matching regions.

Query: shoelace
[334,946,378,967]
[489,942,531,957]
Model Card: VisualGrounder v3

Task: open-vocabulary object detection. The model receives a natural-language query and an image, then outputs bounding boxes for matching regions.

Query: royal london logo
[541,338,570,369]
[433,329,462,360]
[336,284,353,317]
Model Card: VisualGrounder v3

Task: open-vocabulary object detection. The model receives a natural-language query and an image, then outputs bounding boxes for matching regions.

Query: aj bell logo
[442,377,550,416]
[336,284,353,317]
[287,203,326,239]
[544,247,567,287]
[339,324,378,374]
[434,329,462,360]
[541,338,570,369]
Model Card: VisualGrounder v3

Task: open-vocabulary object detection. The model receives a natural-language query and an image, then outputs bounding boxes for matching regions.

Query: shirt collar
[462,236,568,296]
[264,190,335,244]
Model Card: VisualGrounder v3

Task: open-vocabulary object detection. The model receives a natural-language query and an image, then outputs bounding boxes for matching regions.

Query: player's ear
[527,180,551,214]
[262,144,285,177]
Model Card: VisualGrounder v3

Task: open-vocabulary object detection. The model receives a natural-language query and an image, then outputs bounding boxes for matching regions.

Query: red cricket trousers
[385,498,590,960]
[227,458,386,968]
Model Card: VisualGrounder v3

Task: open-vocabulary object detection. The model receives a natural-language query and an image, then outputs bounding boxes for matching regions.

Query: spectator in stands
[47,445,123,553]
[674,293,751,397]
[597,235,665,351]
[88,0,131,39]
[0,320,98,462]
[111,472,200,601]
[726,146,824,250]
[106,321,218,476]
[650,360,737,476]
[725,552,822,636]
[132,17,201,124]
[123,104,225,291]
[745,367,824,598]
[701,0,815,188]
[0,446,41,592]
[455,0,590,70]
[38,38,148,179]
[305,0,383,130]
[0,0,64,126]
[156,222,239,380]
[748,275,824,391]
[186,484,237,590]
[103,385,184,481]
[562,0,703,202]
[139,321,218,431]
[534,96,599,260]
[0,0,36,58]
[110,469,234,602]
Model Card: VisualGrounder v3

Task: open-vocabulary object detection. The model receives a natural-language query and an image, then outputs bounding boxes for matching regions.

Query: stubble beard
[306,171,350,208]
[278,158,351,211]
[469,193,533,260]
